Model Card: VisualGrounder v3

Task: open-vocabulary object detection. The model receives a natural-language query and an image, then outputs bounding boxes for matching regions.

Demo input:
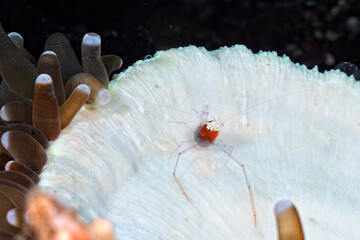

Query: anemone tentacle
[65,72,110,105]
[0,24,37,99]
[38,51,66,105]
[32,74,61,140]
[82,33,109,88]
[45,33,83,84]
[8,32,37,66]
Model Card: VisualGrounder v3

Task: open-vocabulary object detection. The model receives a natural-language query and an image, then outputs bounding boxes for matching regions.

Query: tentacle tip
[1,131,10,149]
[82,33,101,46]
[0,106,9,121]
[41,50,57,56]
[76,84,91,95]
[4,160,15,171]
[95,89,110,105]
[275,199,294,216]
[8,32,22,39]
[8,32,23,46]
[116,57,123,69]
[6,208,17,226]
[36,73,53,84]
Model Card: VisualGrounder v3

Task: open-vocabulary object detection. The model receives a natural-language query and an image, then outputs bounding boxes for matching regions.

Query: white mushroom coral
[39,45,360,239]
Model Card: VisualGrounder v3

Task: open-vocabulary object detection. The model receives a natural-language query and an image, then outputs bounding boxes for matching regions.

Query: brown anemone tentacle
[0,229,13,239]
[38,51,66,105]
[1,130,47,174]
[0,101,32,125]
[60,84,90,129]
[0,24,37,99]
[65,73,110,105]
[32,74,60,141]
[0,80,10,90]
[101,54,123,78]
[6,208,26,229]
[0,124,49,149]
[0,171,35,189]
[0,153,12,170]
[0,86,32,109]
[82,33,109,88]
[44,33,82,84]
[0,179,28,194]
[275,200,304,240]
[7,32,37,66]
[5,161,39,184]
[0,184,27,209]
[0,192,20,234]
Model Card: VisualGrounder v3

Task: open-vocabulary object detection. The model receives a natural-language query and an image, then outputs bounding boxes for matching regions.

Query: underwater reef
[0,0,360,239]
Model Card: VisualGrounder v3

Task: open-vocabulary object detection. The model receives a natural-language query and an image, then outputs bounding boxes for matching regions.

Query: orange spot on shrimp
[199,121,219,142]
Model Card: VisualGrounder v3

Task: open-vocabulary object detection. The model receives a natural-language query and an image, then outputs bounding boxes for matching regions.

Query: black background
[1,0,359,72]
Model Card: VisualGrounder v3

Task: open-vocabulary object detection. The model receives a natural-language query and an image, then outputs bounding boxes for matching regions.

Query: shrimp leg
[213,143,257,227]
[172,144,198,203]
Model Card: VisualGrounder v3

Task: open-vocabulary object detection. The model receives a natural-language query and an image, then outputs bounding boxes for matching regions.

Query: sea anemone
[1,20,359,239]
[40,46,360,239]
[0,22,121,238]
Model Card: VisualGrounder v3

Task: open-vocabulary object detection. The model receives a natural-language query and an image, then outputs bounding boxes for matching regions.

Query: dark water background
[1,0,359,72]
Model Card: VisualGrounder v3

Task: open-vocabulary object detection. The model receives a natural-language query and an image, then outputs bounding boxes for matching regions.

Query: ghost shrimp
[172,117,257,227]
[169,89,311,228]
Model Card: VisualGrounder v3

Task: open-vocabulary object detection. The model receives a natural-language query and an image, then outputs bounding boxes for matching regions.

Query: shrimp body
[173,117,257,227]
[199,121,220,142]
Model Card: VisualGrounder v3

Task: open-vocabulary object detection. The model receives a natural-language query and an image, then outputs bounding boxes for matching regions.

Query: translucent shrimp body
[40,46,360,239]
[172,118,258,227]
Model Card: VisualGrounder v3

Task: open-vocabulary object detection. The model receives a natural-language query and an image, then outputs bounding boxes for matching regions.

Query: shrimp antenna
[220,88,313,125]
[123,97,201,119]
